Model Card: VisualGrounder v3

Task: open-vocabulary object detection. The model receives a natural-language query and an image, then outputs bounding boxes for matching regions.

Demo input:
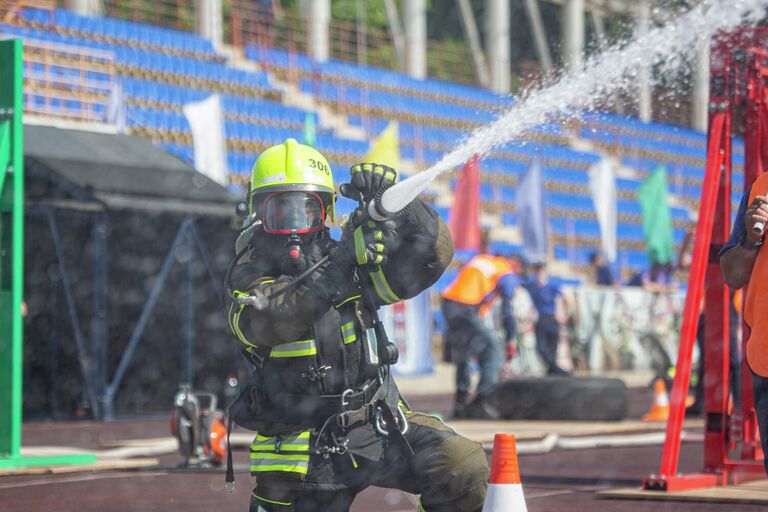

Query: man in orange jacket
[442,234,520,418]
[721,177,768,474]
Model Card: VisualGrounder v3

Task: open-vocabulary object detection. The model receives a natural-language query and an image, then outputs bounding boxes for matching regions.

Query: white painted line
[0,471,166,490]
[525,489,577,500]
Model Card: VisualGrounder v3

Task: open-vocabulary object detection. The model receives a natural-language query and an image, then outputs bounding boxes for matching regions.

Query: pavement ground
[2,367,767,511]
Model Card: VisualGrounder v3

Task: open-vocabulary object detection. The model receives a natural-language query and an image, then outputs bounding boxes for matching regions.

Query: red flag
[448,154,481,250]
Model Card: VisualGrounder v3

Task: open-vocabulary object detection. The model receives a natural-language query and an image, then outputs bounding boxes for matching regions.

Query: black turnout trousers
[250,412,489,512]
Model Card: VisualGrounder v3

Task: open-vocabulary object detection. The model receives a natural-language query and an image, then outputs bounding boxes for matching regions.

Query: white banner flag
[380,291,434,376]
[183,94,228,186]
[588,159,617,262]
[517,157,548,262]
[105,81,127,133]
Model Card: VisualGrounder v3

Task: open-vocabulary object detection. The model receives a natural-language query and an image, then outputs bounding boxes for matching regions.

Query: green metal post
[0,39,95,471]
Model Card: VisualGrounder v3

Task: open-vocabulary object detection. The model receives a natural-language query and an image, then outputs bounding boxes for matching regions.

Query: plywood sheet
[599,479,768,505]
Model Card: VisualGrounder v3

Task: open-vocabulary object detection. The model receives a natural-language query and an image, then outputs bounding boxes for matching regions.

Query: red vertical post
[703,94,731,474]
[644,113,726,491]
[702,38,735,475]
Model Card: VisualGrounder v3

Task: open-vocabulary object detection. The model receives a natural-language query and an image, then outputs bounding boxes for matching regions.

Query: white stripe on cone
[482,483,528,512]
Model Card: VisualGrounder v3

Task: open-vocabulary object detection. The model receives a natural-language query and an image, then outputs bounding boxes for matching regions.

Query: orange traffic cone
[642,378,670,421]
[482,433,527,512]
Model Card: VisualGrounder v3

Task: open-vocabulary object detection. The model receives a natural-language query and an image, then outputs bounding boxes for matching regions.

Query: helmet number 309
[308,158,330,175]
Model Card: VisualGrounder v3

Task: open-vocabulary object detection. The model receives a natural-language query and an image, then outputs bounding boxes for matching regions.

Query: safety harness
[225,365,410,486]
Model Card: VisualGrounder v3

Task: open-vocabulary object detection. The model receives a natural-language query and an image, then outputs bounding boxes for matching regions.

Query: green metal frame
[0,39,95,470]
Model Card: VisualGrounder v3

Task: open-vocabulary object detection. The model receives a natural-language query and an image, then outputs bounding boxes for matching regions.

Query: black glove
[340,163,398,202]
[308,220,396,304]
[349,219,397,267]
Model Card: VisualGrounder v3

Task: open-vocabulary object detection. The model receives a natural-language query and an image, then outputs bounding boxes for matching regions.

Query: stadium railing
[0,28,115,122]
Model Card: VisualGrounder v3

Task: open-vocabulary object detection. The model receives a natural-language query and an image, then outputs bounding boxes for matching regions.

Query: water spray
[373,0,768,217]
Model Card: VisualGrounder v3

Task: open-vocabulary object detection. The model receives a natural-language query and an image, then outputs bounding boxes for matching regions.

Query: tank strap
[225,414,235,489]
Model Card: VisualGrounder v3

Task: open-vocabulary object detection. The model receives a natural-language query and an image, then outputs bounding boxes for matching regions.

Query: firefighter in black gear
[227,139,489,511]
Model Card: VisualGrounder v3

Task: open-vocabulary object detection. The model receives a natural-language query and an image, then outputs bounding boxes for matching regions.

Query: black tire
[465,376,628,421]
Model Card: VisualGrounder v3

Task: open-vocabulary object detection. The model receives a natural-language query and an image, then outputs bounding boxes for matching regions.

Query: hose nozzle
[235,294,268,310]
[367,198,394,221]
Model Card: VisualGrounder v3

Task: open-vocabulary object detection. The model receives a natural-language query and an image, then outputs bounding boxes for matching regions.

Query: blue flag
[516,157,548,261]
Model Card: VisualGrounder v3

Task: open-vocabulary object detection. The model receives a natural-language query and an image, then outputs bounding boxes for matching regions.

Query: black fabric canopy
[22,123,243,418]
[24,124,238,216]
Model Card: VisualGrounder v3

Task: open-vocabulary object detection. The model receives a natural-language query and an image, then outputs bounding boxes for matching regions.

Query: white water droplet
[380,0,768,215]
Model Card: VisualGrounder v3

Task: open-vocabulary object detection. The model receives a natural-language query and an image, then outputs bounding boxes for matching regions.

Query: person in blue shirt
[494,255,524,361]
[588,251,615,286]
[523,261,570,376]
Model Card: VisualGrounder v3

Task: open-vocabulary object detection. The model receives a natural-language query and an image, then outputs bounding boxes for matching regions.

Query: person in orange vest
[442,232,521,419]
[721,181,768,474]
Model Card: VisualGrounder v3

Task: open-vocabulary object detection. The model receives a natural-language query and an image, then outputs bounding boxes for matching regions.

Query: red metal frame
[643,28,768,492]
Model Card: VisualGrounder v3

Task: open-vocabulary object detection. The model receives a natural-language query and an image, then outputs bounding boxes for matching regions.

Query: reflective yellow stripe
[233,306,254,347]
[227,293,242,335]
[250,465,308,474]
[229,280,276,348]
[251,453,309,461]
[269,339,317,358]
[341,321,357,344]
[369,268,400,304]
[230,291,257,348]
[354,226,367,265]
[335,294,361,308]
[250,453,310,474]
[250,445,310,452]
[251,432,310,452]
[253,494,292,507]
[227,301,236,333]
[250,464,309,474]
[254,431,310,442]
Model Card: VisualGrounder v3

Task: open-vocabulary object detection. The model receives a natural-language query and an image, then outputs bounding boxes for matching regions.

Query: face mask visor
[262,191,326,234]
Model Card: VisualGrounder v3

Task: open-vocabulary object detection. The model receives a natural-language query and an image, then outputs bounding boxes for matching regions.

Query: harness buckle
[340,388,354,407]
[374,405,409,436]
[317,437,349,458]
[302,365,332,382]
[337,402,374,428]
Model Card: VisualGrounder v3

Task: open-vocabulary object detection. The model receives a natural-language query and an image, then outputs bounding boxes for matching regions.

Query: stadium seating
[21,7,218,58]
[5,4,722,283]
[245,44,510,109]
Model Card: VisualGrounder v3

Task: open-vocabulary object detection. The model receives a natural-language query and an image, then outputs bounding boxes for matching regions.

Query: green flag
[302,111,316,148]
[638,165,674,264]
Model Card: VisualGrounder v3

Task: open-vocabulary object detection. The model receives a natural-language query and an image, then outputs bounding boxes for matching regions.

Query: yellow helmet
[250,139,335,231]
